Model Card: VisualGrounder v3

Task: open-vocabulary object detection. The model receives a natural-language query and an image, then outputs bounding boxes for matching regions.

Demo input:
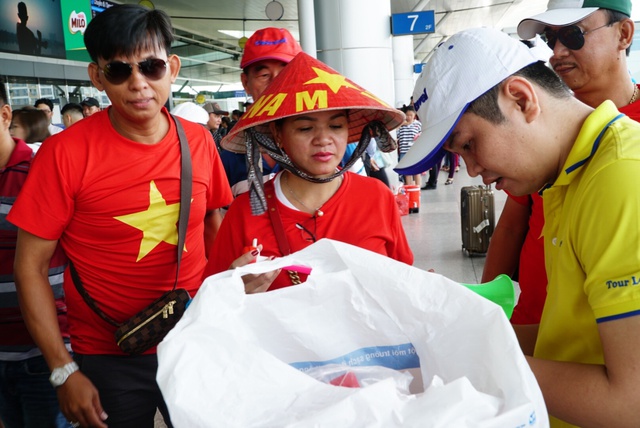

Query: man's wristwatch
[49,361,79,388]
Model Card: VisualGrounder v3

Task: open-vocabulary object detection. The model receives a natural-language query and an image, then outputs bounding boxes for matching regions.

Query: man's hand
[58,372,108,428]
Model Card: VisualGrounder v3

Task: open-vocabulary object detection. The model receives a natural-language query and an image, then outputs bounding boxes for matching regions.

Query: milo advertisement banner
[60,0,92,61]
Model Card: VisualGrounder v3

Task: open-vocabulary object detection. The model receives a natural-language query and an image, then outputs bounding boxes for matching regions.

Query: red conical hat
[221,52,405,153]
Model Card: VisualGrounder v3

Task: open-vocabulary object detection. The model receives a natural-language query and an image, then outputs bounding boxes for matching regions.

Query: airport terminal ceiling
[2,0,638,101]
[157,0,554,90]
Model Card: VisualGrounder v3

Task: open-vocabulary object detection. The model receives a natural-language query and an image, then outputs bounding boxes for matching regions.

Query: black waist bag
[114,288,191,355]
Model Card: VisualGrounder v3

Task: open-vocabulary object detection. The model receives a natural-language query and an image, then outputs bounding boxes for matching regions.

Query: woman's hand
[241,270,281,294]
[229,245,281,294]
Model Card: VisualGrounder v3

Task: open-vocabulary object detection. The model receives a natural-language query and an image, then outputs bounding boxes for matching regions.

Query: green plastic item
[461,274,515,319]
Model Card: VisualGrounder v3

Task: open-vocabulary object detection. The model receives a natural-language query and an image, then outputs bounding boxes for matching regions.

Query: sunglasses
[100,58,167,85]
[542,22,612,51]
[296,216,318,243]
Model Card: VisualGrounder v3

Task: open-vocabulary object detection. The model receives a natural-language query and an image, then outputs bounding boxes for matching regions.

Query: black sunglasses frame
[296,217,318,243]
[542,22,613,51]
[100,58,168,85]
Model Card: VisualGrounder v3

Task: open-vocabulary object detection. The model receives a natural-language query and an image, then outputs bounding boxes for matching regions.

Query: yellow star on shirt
[114,180,180,262]
[304,67,359,94]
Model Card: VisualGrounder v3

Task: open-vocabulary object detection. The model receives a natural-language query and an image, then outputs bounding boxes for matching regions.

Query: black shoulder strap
[70,114,192,326]
[174,115,192,287]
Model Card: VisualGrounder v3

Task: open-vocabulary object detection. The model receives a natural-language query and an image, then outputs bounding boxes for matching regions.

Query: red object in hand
[243,238,259,263]
[329,371,360,388]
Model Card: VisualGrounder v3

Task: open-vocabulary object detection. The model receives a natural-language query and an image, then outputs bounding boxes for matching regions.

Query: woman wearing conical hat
[204,52,413,291]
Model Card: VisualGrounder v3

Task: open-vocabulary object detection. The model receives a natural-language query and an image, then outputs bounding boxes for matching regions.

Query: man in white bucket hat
[481,0,636,331]
[396,27,640,427]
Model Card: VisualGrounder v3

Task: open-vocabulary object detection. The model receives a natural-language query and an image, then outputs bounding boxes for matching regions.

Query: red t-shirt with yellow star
[205,172,414,289]
[8,108,232,355]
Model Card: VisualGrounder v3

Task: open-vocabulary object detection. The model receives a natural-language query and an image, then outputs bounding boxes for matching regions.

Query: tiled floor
[401,161,507,285]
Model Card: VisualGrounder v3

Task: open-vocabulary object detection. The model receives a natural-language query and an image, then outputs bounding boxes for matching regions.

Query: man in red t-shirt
[483,0,637,332]
[9,5,232,428]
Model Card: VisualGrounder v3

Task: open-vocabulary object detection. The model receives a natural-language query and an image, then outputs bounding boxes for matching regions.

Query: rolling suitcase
[460,185,495,255]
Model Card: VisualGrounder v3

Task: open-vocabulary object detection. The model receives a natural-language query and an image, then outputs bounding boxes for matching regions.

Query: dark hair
[61,103,83,116]
[34,98,54,111]
[466,61,572,124]
[84,4,174,62]
[0,81,7,106]
[12,108,50,143]
[603,9,632,56]
[604,9,630,22]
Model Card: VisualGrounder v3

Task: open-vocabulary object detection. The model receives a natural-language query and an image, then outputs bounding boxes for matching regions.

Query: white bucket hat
[395,28,551,175]
[171,102,209,126]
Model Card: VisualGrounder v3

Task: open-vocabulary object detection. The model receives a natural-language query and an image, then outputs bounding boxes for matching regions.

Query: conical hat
[222,52,405,153]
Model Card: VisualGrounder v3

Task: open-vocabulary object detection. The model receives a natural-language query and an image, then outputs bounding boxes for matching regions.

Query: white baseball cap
[517,0,632,40]
[395,28,551,175]
[171,102,209,126]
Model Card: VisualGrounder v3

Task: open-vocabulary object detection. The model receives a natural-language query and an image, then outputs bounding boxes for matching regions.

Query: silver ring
[70,422,80,428]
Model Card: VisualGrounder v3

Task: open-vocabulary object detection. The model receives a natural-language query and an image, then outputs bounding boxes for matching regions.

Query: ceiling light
[265,1,284,21]
[138,0,155,9]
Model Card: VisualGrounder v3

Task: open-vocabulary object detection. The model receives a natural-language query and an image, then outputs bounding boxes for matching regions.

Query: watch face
[49,362,78,387]
[50,368,67,386]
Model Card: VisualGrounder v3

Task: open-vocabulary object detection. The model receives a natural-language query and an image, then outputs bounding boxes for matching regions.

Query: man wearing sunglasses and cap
[519,0,636,116]
[8,4,232,428]
[396,27,640,427]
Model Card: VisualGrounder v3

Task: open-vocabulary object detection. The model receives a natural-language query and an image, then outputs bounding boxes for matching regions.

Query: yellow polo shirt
[536,101,640,427]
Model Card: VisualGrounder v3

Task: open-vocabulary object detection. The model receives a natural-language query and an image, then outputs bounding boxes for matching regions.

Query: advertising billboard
[0,0,66,58]
[90,0,117,18]
[60,0,92,61]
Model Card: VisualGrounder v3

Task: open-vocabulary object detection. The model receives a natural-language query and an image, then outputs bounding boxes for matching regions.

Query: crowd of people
[7,97,102,156]
[1,5,411,425]
[0,0,638,427]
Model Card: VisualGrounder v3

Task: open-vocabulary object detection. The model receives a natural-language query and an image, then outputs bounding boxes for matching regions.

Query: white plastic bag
[157,239,547,428]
